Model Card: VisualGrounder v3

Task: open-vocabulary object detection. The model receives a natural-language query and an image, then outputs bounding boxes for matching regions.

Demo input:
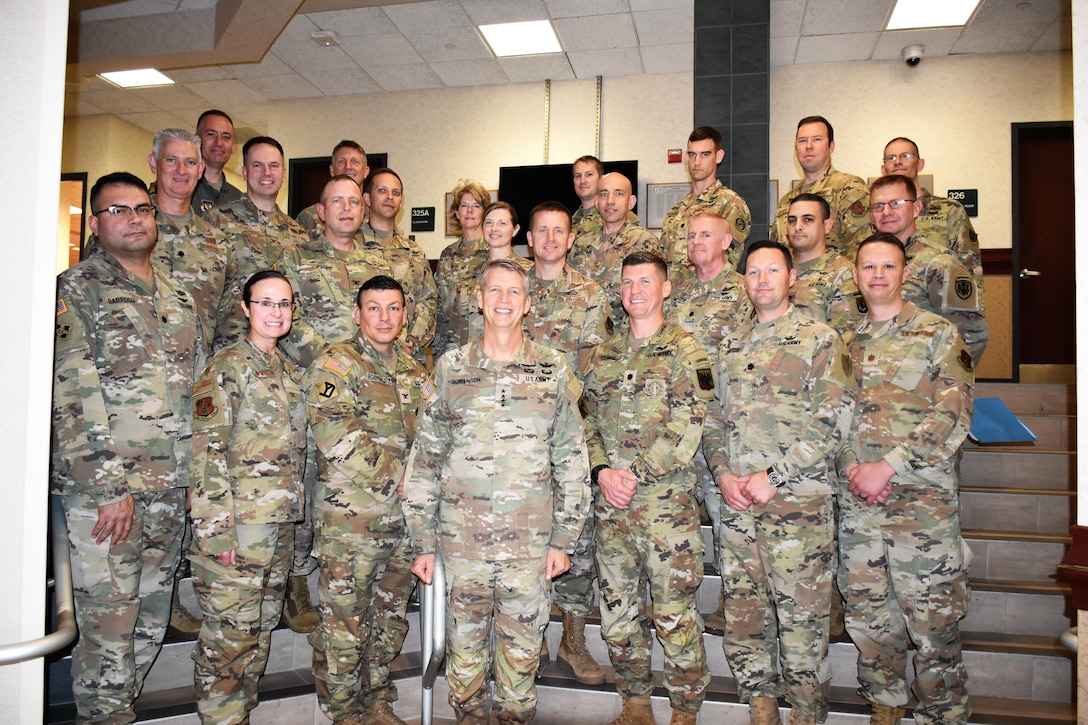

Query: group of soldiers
[52,109,983,725]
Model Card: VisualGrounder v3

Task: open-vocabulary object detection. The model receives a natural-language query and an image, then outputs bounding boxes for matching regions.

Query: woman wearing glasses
[187,269,308,724]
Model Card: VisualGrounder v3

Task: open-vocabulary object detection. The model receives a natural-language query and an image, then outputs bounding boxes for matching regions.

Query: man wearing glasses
[868,175,988,363]
[52,172,203,724]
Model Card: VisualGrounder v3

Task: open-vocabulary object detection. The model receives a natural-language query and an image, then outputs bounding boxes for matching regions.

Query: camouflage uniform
[152,202,243,354]
[838,301,974,725]
[304,335,431,723]
[771,168,870,256]
[583,323,714,715]
[208,195,310,284]
[568,220,663,327]
[402,337,590,722]
[360,222,439,359]
[660,180,752,280]
[791,248,863,333]
[702,305,856,718]
[188,338,307,724]
[916,190,984,297]
[434,237,533,359]
[193,175,242,219]
[52,245,202,723]
[523,264,611,618]
[294,202,322,236]
[664,265,751,573]
[903,234,988,364]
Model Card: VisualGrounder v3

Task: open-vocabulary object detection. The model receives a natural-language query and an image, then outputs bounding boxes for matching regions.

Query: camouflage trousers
[291,430,318,576]
[694,449,723,573]
[551,507,596,616]
[443,555,550,723]
[838,480,972,725]
[595,489,708,714]
[60,488,185,724]
[719,492,834,719]
[311,532,415,722]
[189,522,294,724]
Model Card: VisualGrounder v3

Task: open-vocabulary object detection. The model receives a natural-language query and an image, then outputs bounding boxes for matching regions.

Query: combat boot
[168,586,202,637]
[788,710,815,725]
[748,696,782,725]
[537,635,549,678]
[870,704,906,725]
[609,696,655,725]
[331,716,365,725]
[829,590,845,639]
[703,591,726,636]
[556,611,605,685]
[283,575,318,633]
[363,700,406,725]
[669,708,697,724]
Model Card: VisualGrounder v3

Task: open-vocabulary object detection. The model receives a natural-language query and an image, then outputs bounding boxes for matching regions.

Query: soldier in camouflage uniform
[663,213,751,637]
[660,126,751,280]
[523,201,611,685]
[869,175,988,363]
[785,193,863,333]
[403,259,590,724]
[434,200,532,358]
[192,110,242,217]
[771,116,870,256]
[188,270,307,725]
[703,240,856,725]
[570,155,639,240]
[207,136,310,285]
[435,179,490,358]
[360,168,438,362]
[838,235,974,725]
[880,137,984,296]
[305,276,432,725]
[295,140,369,235]
[568,173,663,327]
[584,251,713,725]
[52,172,203,723]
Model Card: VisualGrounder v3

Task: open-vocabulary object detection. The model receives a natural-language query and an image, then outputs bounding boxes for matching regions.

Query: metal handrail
[0,498,77,665]
[419,551,447,725]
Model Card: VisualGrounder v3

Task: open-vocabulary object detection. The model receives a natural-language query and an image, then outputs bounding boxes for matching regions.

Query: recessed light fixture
[479,20,561,57]
[886,0,982,30]
[98,68,175,89]
[310,30,341,47]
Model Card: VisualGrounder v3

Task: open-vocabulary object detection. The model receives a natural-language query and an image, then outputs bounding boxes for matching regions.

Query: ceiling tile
[497,53,575,82]
[78,88,161,114]
[298,66,383,95]
[629,0,687,10]
[220,53,294,80]
[119,110,193,135]
[634,8,692,46]
[794,32,879,64]
[871,27,962,61]
[544,0,631,17]
[340,34,425,67]
[639,42,692,74]
[242,73,325,100]
[370,63,446,91]
[305,7,399,37]
[769,35,798,66]
[770,0,804,37]
[132,83,214,112]
[459,0,549,25]
[270,41,361,73]
[383,0,473,32]
[79,0,178,22]
[802,0,890,36]
[179,0,217,8]
[407,27,493,63]
[185,79,270,107]
[164,66,234,82]
[952,0,1059,54]
[1030,16,1072,52]
[277,14,321,43]
[566,47,644,78]
[430,58,509,86]
[554,13,638,52]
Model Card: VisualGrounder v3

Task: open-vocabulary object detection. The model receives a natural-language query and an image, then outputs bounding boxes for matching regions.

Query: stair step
[965,536,1068,582]
[964,529,1071,544]
[959,449,1075,490]
[960,490,1073,535]
[974,383,1075,416]
[971,578,1071,595]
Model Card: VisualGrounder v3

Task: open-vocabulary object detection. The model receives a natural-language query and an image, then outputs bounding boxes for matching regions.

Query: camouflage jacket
[839,302,974,487]
[402,336,590,560]
[189,338,306,555]
[207,195,310,283]
[192,175,242,219]
[791,249,862,334]
[583,322,715,491]
[703,305,856,496]
[524,264,611,381]
[52,246,203,502]
[771,167,870,256]
[568,220,663,326]
[360,222,439,353]
[305,335,431,545]
[917,189,984,295]
[661,179,751,276]
[665,264,751,363]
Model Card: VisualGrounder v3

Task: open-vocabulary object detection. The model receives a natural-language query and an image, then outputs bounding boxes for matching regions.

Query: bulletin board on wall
[644,183,689,230]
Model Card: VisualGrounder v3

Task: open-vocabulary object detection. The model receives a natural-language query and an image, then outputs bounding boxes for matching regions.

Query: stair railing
[419,550,447,725]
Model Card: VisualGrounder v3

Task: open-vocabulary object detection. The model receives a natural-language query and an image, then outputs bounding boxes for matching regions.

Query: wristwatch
[766,465,786,488]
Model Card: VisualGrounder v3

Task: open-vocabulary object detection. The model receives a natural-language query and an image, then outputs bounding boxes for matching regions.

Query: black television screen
[497,160,638,247]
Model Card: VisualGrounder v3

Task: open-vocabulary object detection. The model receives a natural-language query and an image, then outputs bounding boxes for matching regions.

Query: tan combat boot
[829,590,846,639]
[609,696,656,725]
[283,574,318,633]
[669,708,697,724]
[537,634,549,678]
[703,591,726,636]
[168,586,202,636]
[749,696,782,725]
[556,611,606,685]
[870,704,906,725]
[788,709,815,725]
[364,700,407,725]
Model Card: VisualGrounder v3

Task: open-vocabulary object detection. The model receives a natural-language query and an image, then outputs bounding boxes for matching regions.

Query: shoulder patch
[954,276,974,300]
[958,349,974,373]
[735,217,747,232]
[316,378,338,400]
[56,299,68,316]
[849,200,867,217]
[696,367,715,391]
[420,375,435,400]
[194,395,217,420]
[854,293,868,315]
[322,357,351,376]
[842,353,853,376]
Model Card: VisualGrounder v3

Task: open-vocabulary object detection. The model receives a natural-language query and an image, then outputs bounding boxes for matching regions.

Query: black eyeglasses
[92,204,155,218]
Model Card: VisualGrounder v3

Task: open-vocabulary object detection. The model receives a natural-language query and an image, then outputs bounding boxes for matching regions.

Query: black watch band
[591,464,607,485]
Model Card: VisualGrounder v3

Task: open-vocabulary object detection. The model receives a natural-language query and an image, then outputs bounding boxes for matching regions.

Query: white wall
[770,50,1073,249]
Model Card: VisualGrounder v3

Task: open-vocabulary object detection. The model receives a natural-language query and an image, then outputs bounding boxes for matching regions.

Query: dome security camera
[902,44,925,67]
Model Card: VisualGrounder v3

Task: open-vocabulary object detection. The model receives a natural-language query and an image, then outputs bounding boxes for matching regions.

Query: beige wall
[63,114,155,189]
[770,50,1073,249]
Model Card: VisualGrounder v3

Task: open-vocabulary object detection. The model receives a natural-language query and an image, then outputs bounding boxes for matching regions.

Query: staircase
[44,382,1076,724]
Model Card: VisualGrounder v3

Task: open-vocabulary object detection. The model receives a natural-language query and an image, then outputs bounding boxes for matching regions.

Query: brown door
[1013,121,1075,370]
